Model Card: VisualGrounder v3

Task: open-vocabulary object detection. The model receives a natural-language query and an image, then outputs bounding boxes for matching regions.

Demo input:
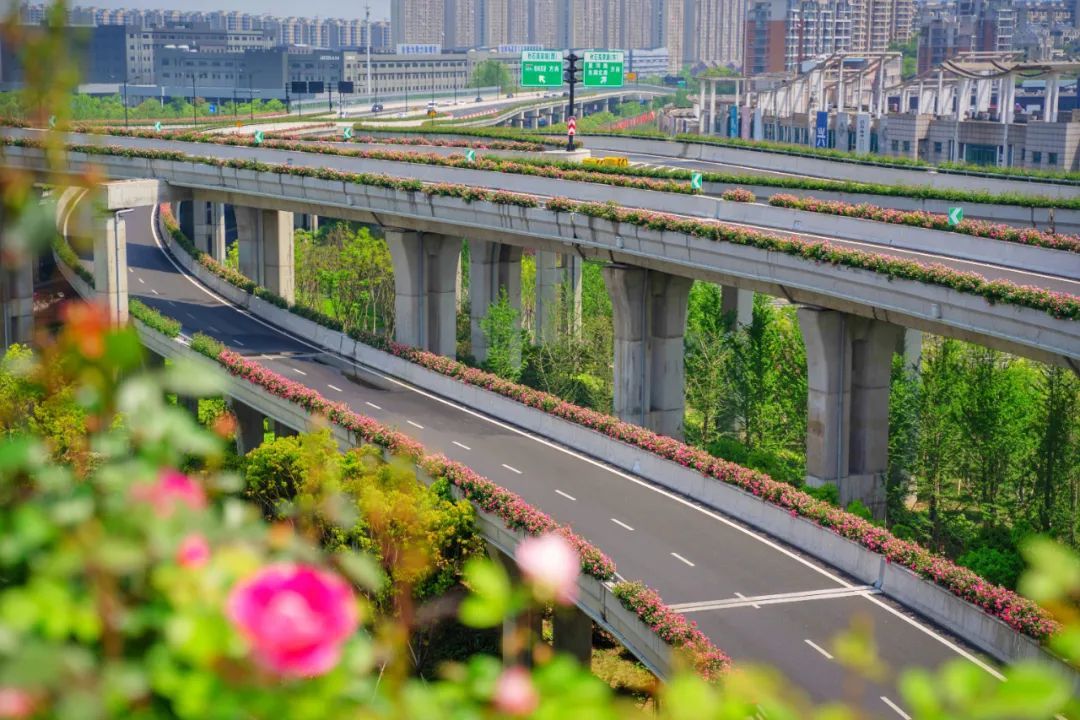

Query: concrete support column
[0,255,34,348]
[469,240,522,364]
[261,209,295,304]
[698,82,706,133]
[274,421,299,438]
[192,197,212,255]
[231,399,266,456]
[385,229,460,357]
[902,328,923,372]
[94,211,129,325]
[720,285,753,328]
[552,606,592,666]
[709,79,717,135]
[798,307,901,518]
[235,206,263,285]
[534,251,582,343]
[604,265,691,439]
[490,543,544,667]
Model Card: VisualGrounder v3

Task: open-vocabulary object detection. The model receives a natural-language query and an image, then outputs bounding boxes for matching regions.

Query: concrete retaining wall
[156,217,1076,683]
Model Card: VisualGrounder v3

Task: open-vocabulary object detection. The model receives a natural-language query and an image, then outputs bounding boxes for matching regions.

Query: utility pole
[564,52,580,151]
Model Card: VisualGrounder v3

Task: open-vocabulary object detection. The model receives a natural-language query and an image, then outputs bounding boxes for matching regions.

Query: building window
[902,140,911,153]
[890,140,898,152]
[1048,152,1058,166]
[1032,151,1042,164]
[933,141,942,155]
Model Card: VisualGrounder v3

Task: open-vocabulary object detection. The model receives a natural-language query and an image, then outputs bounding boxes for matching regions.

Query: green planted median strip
[16,136,1078,320]
[155,204,1061,644]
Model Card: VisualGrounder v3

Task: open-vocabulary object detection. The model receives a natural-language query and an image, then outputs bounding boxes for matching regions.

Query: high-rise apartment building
[743,0,852,73]
[849,0,911,52]
[687,0,747,67]
[391,0,444,45]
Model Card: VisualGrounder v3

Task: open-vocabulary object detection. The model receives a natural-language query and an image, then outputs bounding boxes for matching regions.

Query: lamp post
[191,74,197,127]
[122,80,129,129]
[364,5,372,100]
[249,74,256,121]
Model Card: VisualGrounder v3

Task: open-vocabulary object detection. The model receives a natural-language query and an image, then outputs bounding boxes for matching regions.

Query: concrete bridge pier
[94,210,130,325]
[0,254,34,349]
[798,306,901,518]
[604,265,692,440]
[721,285,753,328]
[231,398,267,455]
[235,207,295,304]
[192,195,227,263]
[534,250,582,343]
[552,606,593,666]
[607,97,620,113]
[385,229,460,357]
[523,111,538,130]
[470,240,522,363]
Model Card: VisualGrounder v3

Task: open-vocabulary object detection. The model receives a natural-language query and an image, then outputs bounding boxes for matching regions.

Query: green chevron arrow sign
[343,127,353,140]
[154,121,162,132]
[947,207,963,226]
[48,115,56,129]
[690,172,703,191]
[465,149,476,162]
[254,130,264,144]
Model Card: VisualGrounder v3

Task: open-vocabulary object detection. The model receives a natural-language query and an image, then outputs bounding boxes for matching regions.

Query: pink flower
[493,666,539,716]
[132,469,207,517]
[176,534,211,568]
[0,689,34,718]
[515,533,580,605]
[227,563,358,677]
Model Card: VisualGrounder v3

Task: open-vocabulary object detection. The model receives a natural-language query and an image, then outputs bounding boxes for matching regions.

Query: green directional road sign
[582,51,624,87]
[690,172,703,191]
[154,121,162,132]
[465,149,476,162]
[48,115,56,129]
[520,50,563,88]
[343,127,353,140]
[947,207,964,226]
[254,130,264,144]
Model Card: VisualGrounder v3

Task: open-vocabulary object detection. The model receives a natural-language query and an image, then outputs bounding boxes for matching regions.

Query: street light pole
[122,80,129,129]
[249,75,255,121]
[364,5,372,100]
[191,74,197,127]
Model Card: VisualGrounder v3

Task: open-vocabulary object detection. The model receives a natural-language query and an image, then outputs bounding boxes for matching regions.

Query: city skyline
[57,0,393,20]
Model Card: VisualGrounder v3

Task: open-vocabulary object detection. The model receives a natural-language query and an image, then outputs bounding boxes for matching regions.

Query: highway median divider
[155,202,1063,652]
[767,194,1080,253]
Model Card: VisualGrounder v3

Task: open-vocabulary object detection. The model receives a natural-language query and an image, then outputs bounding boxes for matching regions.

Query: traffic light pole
[565,52,579,152]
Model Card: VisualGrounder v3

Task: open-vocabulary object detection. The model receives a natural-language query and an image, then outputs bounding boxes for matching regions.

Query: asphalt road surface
[94,203,1006,718]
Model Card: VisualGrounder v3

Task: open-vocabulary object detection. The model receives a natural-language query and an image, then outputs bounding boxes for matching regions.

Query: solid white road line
[501,463,522,474]
[146,204,1001,682]
[407,420,424,429]
[328,384,343,392]
[611,518,635,531]
[735,592,761,609]
[292,367,307,376]
[671,552,696,567]
[185,312,196,320]
[365,401,382,410]
[452,441,471,450]
[555,489,577,501]
[880,697,911,719]
[804,639,833,660]
[669,585,879,613]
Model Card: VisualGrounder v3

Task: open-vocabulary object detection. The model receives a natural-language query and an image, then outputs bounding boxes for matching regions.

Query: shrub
[721,187,756,203]
[958,547,1026,590]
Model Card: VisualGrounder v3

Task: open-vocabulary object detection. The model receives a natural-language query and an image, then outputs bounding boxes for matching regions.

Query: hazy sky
[80,0,391,21]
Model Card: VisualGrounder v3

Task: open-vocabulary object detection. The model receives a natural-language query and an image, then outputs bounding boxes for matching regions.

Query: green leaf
[1019,537,1080,603]
[458,557,511,628]
[335,550,384,592]
[160,358,226,396]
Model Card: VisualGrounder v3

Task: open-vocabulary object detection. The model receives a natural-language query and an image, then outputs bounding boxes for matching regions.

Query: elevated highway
[54,197,1010,718]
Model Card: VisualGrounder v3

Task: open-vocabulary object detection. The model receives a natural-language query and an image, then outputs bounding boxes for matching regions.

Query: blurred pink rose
[514,533,579,605]
[0,688,34,718]
[133,470,207,517]
[227,563,358,677]
[492,666,538,716]
[176,534,211,568]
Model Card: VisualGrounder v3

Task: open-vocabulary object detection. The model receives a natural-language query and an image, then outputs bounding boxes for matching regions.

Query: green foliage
[0,91,286,122]
[480,288,524,381]
[958,546,1026,589]
[846,499,874,522]
[471,59,516,93]
[189,332,224,359]
[805,482,841,507]
[129,298,181,338]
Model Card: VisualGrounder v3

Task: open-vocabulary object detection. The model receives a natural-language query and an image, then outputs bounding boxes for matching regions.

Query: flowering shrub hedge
[51,232,94,287]
[720,188,756,203]
[158,208,1062,643]
[16,137,1075,321]
[769,194,1080,253]
[196,345,731,675]
[612,582,730,679]
[129,298,181,338]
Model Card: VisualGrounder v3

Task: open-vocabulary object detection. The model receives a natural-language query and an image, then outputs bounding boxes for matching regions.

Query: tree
[471,59,515,93]
[480,288,524,381]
